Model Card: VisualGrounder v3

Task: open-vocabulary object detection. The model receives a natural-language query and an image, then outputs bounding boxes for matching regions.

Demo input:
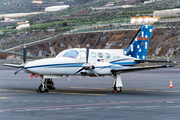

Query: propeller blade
[92,32,103,49]
[89,68,100,78]
[23,46,26,63]
[13,68,22,75]
[74,67,84,75]
[86,44,89,63]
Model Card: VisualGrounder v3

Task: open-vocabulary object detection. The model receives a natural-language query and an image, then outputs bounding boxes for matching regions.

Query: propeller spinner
[74,44,100,77]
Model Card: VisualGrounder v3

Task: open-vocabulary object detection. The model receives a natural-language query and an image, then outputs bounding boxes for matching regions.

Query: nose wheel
[38,78,55,92]
[39,84,48,92]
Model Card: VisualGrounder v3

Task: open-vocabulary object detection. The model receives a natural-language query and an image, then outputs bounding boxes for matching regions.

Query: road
[0,66,180,120]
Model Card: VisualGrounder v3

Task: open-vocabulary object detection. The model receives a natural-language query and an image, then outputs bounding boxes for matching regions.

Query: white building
[16,23,30,30]
[105,2,114,6]
[154,8,180,18]
[130,16,160,24]
[32,0,42,4]
[45,5,70,12]
[144,0,158,4]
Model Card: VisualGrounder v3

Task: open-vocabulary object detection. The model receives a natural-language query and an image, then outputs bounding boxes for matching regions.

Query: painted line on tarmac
[49,91,107,96]
[134,89,158,92]
[59,92,107,96]
[4,100,175,103]
[69,87,110,90]
[69,87,180,93]
[0,89,34,93]
[0,97,10,99]
[45,108,71,111]
[1,99,180,112]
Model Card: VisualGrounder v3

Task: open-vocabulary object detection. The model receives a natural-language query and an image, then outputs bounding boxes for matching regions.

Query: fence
[0,32,63,50]
[67,24,142,34]
[0,49,37,58]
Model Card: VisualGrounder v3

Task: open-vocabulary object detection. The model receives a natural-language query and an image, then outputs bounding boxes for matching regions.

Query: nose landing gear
[44,78,55,90]
[38,77,55,92]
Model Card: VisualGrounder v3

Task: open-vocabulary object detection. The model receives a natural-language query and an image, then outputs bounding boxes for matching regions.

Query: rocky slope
[9,28,180,59]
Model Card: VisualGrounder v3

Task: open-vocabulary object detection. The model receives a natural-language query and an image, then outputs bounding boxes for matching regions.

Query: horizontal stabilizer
[3,64,21,68]
[135,59,173,63]
[111,65,172,74]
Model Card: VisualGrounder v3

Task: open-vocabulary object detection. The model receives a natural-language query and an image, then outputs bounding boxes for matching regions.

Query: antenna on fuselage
[23,45,27,63]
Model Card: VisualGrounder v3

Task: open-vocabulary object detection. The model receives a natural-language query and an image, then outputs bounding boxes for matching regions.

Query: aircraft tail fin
[123,25,153,60]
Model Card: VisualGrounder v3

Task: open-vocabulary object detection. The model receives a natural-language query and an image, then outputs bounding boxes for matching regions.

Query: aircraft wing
[111,65,172,74]
[3,64,21,68]
[134,59,172,63]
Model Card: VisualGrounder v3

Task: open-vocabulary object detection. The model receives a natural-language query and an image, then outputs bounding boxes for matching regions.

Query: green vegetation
[1,0,180,51]
[0,2,41,14]
[161,15,180,19]
[26,18,95,31]
[0,0,67,14]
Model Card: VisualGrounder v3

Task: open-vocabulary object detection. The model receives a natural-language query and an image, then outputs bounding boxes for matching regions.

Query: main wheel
[39,84,48,92]
[113,85,123,92]
[116,87,121,91]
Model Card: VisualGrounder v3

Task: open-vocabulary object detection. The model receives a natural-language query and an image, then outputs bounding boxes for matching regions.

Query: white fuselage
[24,48,139,76]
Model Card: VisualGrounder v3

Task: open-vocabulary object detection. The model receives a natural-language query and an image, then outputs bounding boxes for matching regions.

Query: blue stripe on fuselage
[111,62,139,65]
[25,63,84,69]
[96,65,125,70]
[25,61,140,69]
[110,59,132,63]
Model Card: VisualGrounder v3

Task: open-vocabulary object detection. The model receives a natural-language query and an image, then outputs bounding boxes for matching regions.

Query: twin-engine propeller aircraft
[3,25,172,92]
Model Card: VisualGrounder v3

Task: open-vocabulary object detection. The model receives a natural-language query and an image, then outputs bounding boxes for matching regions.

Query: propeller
[74,44,100,77]
[13,46,27,75]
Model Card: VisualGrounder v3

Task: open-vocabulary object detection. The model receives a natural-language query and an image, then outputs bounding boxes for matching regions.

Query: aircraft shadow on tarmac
[2,87,175,96]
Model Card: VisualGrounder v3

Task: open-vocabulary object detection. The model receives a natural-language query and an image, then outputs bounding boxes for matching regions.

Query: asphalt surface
[0,66,180,120]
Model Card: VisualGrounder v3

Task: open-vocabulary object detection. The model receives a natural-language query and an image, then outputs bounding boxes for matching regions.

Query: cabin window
[117,54,120,58]
[105,53,110,58]
[112,53,116,58]
[63,50,79,58]
[98,52,103,58]
[91,52,96,58]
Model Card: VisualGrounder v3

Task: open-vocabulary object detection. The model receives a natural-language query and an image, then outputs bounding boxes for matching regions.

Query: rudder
[123,25,153,60]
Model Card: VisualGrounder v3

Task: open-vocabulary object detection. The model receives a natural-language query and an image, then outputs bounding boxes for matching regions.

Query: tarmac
[0,66,180,120]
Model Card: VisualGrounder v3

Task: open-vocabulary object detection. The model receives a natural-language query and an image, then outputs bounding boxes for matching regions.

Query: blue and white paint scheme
[3,25,171,92]
[123,25,153,60]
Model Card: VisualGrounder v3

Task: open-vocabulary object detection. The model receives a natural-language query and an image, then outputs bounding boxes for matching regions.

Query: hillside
[5,28,179,59]
[1,0,179,33]
[1,0,180,60]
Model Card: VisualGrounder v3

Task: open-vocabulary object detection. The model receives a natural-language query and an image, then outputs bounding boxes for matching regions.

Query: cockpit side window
[63,50,79,58]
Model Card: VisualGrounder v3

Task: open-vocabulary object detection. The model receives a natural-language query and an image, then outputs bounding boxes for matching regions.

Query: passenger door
[78,51,86,63]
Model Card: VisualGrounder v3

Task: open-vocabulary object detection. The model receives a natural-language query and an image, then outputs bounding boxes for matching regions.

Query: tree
[29,20,34,25]
[63,22,68,26]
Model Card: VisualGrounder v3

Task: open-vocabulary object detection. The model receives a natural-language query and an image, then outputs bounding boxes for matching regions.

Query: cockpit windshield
[62,50,79,58]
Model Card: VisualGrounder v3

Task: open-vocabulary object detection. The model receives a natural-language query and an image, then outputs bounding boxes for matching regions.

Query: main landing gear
[112,73,123,93]
[38,77,55,92]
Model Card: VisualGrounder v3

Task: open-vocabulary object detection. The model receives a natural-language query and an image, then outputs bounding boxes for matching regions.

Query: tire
[47,81,54,89]
[116,87,121,92]
[39,84,45,92]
